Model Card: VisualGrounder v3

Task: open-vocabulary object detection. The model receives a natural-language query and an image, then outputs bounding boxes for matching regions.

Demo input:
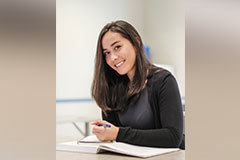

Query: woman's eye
[104,52,110,56]
[114,45,121,50]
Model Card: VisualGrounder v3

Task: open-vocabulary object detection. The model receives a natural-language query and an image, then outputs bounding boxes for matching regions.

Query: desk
[56,150,185,160]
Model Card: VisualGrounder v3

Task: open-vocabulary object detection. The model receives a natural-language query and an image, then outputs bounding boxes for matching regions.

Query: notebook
[56,135,179,158]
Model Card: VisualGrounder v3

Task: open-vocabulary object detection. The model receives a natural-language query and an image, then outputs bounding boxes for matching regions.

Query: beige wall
[143,0,185,96]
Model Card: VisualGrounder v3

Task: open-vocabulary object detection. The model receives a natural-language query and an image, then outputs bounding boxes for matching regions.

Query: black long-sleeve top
[102,69,185,149]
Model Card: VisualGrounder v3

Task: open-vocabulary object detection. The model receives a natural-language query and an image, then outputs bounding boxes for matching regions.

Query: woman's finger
[92,125,105,133]
[92,120,110,127]
[91,119,102,125]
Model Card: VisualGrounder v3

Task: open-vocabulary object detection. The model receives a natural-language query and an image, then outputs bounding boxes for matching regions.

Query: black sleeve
[114,74,184,148]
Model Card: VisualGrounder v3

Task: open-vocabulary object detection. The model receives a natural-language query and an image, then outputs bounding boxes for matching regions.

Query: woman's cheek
[105,58,111,68]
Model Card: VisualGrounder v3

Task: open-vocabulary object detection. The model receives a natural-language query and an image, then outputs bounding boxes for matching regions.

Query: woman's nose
[110,52,118,61]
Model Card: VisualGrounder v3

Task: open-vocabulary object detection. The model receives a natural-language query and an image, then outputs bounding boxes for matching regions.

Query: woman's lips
[115,60,125,68]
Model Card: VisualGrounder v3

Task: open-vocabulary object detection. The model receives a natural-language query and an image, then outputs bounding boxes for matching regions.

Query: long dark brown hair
[92,20,159,114]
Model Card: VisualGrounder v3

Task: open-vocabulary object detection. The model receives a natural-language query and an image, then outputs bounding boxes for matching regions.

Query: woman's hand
[91,120,119,142]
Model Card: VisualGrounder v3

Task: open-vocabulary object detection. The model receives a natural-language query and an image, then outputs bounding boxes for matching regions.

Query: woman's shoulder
[147,67,176,94]
[148,67,173,83]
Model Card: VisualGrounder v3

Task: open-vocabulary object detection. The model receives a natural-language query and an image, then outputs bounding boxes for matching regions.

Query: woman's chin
[116,70,127,75]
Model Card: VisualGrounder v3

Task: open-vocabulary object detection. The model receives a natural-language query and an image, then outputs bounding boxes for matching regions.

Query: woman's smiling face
[102,31,136,81]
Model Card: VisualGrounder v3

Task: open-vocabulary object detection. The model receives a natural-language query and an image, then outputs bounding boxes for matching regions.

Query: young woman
[91,20,184,149]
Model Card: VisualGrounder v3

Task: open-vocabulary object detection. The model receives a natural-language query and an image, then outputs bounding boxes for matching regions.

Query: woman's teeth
[115,61,124,67]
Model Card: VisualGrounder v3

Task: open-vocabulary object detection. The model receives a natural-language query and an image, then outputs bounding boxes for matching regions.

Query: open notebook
[56,135,179,158]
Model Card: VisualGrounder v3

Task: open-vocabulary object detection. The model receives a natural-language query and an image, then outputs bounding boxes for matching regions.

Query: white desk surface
[56,148,185,160]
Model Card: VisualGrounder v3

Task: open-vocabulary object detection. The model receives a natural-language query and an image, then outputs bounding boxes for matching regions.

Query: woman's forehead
[102,32,125,47]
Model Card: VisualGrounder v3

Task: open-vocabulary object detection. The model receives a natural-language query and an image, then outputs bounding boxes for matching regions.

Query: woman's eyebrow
[110,41,120,47]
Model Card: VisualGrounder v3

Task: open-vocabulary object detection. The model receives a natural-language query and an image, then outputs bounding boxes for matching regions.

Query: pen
[97,124,111,128]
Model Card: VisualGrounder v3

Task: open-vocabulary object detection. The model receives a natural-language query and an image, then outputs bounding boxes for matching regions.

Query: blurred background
[56,0,184,142]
